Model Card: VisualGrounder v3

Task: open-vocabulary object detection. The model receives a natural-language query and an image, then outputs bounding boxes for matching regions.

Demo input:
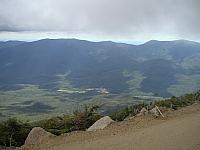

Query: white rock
[150,107,159,117]
[137,107,148,116]
[24,127,54,146]
[87,116,114,131]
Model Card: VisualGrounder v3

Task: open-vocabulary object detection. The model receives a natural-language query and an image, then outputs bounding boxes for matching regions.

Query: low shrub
[111,91,200,121]
[36,105,101,134]
[0,118,32,147]
[155,91,200,109]
[111,103,147,121]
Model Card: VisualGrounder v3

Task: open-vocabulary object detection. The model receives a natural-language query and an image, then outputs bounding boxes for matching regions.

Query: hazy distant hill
[0,41,25,49]
[0,39,200,97]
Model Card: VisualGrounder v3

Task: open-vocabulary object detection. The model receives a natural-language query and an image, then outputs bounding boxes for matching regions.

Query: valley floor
[23,103,200,150]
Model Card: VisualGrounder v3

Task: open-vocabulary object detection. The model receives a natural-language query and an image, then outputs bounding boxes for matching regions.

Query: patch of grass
[167,74,200,96]
[0,84,162,122]
[0,83,102,121]
[123,70,153,96]
[181,53,200,69]
[7,102,55,113]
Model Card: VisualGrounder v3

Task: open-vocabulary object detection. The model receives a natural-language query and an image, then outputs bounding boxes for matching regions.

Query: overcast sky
[0,0,200,43]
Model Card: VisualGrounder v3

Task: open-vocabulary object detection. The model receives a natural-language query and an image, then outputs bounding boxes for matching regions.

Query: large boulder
[87,116,114,131]
[24,127,54,146]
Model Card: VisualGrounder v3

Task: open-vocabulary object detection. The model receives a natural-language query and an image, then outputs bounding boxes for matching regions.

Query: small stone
[137,107,148,116]
[150,107,159,117]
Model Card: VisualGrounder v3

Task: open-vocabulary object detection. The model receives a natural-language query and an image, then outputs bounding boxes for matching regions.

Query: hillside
[0,39,200,120]
[21,103,200,150]
[0,91,199,149]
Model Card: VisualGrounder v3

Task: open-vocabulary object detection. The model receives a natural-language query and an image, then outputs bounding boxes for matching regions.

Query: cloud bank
[0,0,200,40]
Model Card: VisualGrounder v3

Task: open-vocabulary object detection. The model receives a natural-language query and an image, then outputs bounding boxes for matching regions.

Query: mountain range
[0,39,200,97]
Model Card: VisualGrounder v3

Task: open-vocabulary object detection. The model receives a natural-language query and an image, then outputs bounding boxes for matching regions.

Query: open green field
[0,83,163,121]
[1,70,200,121]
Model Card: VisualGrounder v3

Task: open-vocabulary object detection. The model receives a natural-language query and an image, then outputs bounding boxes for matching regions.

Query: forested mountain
[0,39,200,97]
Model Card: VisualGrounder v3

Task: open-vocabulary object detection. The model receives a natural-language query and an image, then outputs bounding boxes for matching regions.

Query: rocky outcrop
[137,107,148,116]
[87,116,114,131]
[24,127,54,146]
[150,107,159,117]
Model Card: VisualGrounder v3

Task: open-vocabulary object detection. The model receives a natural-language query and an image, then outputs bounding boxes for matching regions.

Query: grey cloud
[0,0,200,39]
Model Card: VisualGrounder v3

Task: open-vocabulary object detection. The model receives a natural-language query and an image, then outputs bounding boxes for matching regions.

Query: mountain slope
[1,39,200,120]
[0,39,200,96]
[0,41,25,49]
